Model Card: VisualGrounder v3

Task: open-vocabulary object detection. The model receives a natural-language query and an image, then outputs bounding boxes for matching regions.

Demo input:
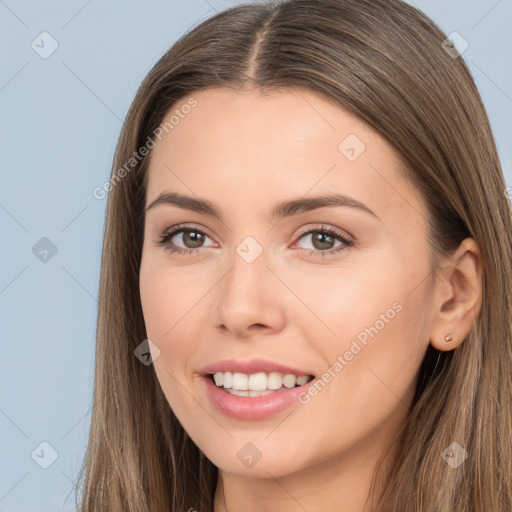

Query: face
[139,86,436,479]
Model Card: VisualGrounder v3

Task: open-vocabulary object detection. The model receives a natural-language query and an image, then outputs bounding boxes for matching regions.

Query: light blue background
[1,1,510,511]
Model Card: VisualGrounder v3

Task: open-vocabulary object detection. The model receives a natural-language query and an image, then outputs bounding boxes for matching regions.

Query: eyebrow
[145,191,378,220]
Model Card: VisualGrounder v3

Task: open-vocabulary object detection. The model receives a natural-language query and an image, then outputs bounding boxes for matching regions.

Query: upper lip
[200,358,315,377]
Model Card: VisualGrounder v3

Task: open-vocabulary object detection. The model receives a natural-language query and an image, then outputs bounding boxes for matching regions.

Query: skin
[139,86,482,512]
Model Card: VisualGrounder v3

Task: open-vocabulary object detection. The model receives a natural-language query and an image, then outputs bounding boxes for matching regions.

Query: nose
[213,246,287,339]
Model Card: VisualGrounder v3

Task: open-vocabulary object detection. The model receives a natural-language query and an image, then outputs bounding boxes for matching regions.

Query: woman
[76,0,512,510]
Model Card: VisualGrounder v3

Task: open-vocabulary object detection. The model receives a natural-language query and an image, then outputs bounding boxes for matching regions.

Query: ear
[429,237,483,351]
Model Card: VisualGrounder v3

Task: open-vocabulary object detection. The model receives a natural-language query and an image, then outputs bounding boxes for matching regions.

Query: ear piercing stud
[445,333,453,342]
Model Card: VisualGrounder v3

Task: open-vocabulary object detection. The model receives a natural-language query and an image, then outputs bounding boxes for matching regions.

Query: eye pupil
[184,231,204,248]
[312,232,334,250]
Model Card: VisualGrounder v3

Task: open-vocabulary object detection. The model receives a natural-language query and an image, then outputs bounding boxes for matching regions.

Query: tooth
[227,389,245,396]
[248,372,267,391]
[267,372,283,390]
[213,371,312,391]
[225,389,275,397]
[223,372,233,389]
[232,372,249,390]
[282,374,297,388]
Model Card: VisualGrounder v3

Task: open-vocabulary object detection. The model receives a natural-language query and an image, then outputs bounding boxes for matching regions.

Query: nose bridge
[222,235,271,308]
[213,234,286,336]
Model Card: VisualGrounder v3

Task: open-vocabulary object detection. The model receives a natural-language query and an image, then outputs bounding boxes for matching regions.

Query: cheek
[286,250,426,402]
[139,260,204,421]
[139,257,200,368]
[280,251,400,347]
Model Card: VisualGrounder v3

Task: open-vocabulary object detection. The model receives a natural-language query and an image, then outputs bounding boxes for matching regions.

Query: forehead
[145,86,427,226]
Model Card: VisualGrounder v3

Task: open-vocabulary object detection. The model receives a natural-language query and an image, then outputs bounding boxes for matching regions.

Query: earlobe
[429,238,483,352]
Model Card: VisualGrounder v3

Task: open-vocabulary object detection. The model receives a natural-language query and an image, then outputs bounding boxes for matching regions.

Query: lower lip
[202,375,316,420]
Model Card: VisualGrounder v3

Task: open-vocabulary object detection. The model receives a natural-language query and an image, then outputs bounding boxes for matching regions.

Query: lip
[199,358,315,377]
[199,358,317,421]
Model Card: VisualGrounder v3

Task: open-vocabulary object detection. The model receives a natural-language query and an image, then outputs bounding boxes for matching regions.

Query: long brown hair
[75,0,512,510]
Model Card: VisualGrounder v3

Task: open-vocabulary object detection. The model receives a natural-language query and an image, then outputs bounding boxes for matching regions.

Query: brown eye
[294,226,354,258]
[157,225,215,255]
[179,230,206,249]
[308,231,337,250]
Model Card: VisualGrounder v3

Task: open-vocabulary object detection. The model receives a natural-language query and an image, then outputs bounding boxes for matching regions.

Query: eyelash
[156,223,354,258]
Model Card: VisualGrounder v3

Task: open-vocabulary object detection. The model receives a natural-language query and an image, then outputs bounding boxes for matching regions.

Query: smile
[199,358,317,419]
[211,371,313,396]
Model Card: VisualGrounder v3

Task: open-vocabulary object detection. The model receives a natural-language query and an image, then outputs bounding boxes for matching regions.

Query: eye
[156,224,216,255]
[292,225,354,258]
[156,223,354,258]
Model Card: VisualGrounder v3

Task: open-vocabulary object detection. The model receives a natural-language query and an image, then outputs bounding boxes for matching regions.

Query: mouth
[208,371,315,397]
[201,369,317,420]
